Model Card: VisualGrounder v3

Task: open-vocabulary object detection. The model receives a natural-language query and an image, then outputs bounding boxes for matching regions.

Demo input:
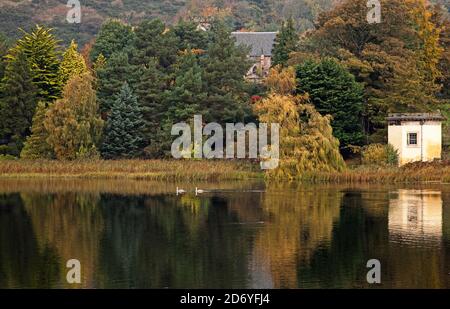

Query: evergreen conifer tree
[20,101,54,159]
[90,20,136,61]
[135,58,168,148]
[272,18,298,67]
[101,83,145,159]
[296,58,365,149]
[96,51,139,115]
[0,51,38,156]
[10,25,62,102]
[201,22,252,124]
[59,40,87,86]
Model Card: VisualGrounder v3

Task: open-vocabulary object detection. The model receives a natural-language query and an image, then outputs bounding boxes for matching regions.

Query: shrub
[0,154,17,161]
[362,144,398,166]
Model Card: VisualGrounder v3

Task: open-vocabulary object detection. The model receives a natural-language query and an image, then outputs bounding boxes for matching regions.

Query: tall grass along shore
[0,159,449,183]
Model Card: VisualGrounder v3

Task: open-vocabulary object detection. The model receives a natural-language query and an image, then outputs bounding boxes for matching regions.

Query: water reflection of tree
[0,194,60,288]
[97,194,256,288]
[251,185,343,288]
[21,192,103,288]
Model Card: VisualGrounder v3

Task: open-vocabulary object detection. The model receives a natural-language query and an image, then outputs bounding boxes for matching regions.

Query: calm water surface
[0,179,449,288]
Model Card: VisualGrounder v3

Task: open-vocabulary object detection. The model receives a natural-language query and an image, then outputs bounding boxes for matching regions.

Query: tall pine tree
[133,19,179,69]
[10,25,62,102]
[90,20,136,61]
[135,57,168,149]
[201,22,252,124]
[272,18,298,67]
[0,51,38,156]
[101,83,145,159]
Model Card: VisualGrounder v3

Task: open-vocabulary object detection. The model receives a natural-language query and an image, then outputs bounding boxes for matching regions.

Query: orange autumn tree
[44,72,104,160]
[255,66,345,180]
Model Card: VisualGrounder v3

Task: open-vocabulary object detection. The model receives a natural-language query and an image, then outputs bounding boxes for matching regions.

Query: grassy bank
[0,159,262,181]
[297,161,450,184]
[0,159,449,183]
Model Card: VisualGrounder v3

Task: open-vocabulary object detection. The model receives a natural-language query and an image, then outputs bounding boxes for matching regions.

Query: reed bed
[297,161,450,184]
[0,159,448,183]
[0,159,261,181]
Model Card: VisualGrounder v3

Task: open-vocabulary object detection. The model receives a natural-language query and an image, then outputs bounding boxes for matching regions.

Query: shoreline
[0,159,449,183]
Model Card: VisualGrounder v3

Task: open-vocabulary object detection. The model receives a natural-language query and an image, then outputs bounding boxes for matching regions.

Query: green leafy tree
[9,25,61,102]
[101,83,145,159]
[59,40,87,86]
[20,101,54,159]
[296,58,365,149]
[0,51,38,156]
[96,51,139,115]
[90,20,136,61]
[272,18,298,67]
[44,72,103,160]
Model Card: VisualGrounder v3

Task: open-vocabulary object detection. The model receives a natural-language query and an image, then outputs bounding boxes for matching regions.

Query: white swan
[176,187,186,195]
[195,188,205,196]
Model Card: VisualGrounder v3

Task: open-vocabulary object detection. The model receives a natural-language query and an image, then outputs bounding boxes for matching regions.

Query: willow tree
[255,66,345,180]
[44,72,103,160]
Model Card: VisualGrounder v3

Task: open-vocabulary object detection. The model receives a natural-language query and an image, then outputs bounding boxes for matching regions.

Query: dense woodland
[0,0,448,46]
[0,0,449,177]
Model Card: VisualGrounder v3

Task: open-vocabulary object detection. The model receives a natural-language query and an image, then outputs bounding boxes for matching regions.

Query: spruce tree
[96,51,139,115]
[272,18,298,67]
[101,83,145,159]
[20,101,54,159]
[0,51,38,156]
[59,40,87,86]
[10,25,62,102]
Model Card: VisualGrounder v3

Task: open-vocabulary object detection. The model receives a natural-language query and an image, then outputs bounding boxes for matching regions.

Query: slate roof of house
[231,32,277,57]
[387,113,446,122]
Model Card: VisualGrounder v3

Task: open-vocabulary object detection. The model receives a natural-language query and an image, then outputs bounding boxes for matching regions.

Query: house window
[407,132,418,146]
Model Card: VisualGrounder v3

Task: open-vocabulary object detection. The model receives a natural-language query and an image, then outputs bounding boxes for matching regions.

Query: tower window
[407,133,418,146]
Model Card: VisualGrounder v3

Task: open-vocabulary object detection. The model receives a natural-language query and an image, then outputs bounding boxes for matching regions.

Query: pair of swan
[176,187,205,196]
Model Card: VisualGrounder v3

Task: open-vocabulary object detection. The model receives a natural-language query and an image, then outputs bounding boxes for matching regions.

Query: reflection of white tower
[388,190,442,244]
